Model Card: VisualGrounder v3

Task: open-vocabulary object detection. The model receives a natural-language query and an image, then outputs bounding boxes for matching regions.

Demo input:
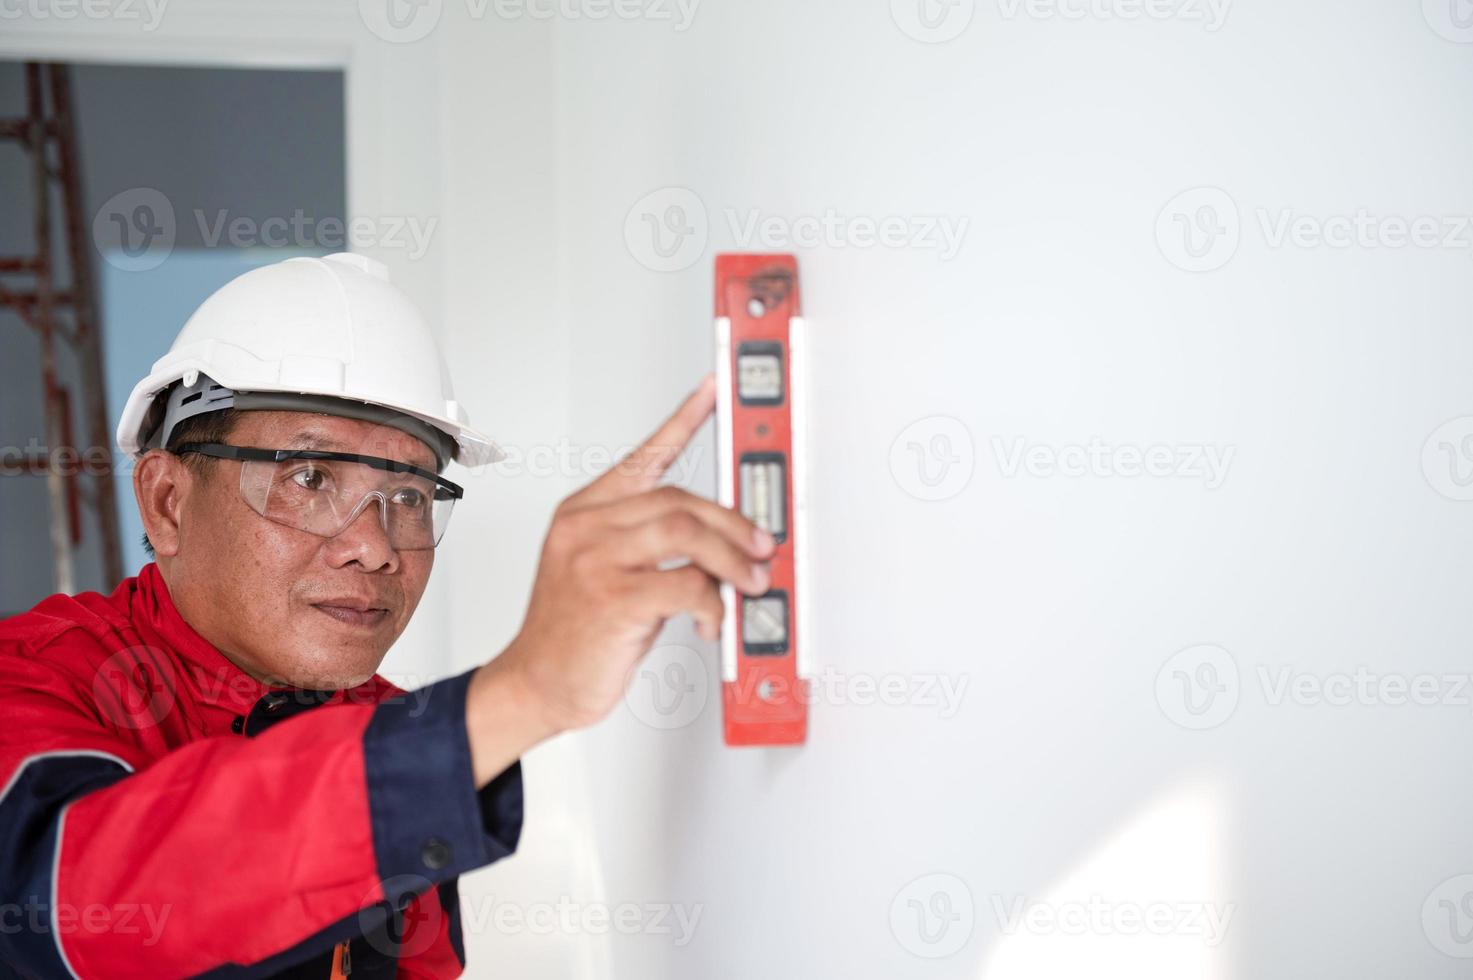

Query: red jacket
[0,564,523,979]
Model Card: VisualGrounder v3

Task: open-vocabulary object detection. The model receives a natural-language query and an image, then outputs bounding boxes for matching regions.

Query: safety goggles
[173,443,463,550]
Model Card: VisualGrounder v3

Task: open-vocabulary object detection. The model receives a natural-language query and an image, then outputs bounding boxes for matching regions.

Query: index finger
[581,374,716,504]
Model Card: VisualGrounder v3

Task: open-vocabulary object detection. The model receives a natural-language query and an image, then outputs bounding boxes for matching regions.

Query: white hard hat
[115,252,503,468]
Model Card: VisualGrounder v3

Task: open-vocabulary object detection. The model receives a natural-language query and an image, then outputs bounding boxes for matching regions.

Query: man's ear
[134,450,193,558]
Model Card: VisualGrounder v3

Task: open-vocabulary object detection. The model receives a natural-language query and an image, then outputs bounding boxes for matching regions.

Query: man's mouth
[312,601,390,628]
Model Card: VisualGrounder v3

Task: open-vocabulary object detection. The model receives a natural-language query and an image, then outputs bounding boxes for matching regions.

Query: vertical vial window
[742,590,789,655]
[736,341,784,405]
[739,452,786,543]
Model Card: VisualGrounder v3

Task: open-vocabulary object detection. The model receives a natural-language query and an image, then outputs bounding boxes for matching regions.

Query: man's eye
[391,487,427,509]
[291,467,329,491]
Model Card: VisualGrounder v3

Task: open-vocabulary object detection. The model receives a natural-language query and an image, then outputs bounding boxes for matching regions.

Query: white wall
[445,1,1473,978]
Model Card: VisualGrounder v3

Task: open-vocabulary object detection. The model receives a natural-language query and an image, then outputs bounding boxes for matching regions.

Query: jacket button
[231,716,245,734]
[421,838,452,870]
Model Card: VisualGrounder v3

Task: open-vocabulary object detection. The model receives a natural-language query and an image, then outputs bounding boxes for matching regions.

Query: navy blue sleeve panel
[436,879,465,968]
[0,752,134,978]
[361,667,524,908]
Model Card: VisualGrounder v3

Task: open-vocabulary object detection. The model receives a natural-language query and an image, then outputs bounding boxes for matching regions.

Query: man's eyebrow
[284,430,436,471]
[284,431,340,451]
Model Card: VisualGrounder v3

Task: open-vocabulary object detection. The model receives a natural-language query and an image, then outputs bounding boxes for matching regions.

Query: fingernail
[753,528,775,553]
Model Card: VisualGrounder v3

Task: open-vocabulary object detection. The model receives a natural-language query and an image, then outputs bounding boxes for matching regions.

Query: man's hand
[466,375,776,785]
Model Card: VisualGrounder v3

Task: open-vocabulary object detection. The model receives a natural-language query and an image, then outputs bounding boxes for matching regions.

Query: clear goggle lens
[237,455,456,550]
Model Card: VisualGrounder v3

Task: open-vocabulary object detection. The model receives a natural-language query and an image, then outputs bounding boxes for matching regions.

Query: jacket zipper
[330,939,352,978]
[234,710,353,979]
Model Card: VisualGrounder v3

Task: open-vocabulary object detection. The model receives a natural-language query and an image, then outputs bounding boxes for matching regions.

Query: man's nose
[325,492,399,571]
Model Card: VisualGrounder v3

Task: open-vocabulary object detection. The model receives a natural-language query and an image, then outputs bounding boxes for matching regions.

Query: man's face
[157,411,439,689]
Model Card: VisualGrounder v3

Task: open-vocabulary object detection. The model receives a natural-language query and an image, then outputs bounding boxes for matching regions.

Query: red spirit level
[714,254,810,746]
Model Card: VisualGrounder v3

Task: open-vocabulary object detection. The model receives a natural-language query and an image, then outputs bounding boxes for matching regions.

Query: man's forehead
[239,411,438,469]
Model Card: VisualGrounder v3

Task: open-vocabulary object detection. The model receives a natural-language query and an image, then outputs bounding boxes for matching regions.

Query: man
[0,253,775,978]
